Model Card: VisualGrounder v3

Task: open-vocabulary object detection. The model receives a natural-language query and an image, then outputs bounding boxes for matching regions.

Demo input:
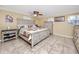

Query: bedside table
[1,29,17,42]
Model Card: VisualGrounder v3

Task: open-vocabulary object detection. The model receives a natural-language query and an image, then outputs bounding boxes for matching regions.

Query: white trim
[53,33,73,39]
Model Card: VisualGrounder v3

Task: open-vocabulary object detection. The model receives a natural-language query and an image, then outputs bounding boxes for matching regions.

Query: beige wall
[53,16,74,38]
[53,14,79,38]
[33,17,47,27]
[0,10,27,30]
[0,10,27,38]
[53,22,73,38]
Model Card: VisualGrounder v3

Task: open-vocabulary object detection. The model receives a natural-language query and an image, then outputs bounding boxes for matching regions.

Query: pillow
[31,25,38,30]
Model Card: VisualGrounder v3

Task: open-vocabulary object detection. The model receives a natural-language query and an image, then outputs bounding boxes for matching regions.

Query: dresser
[73,25,79,53]
[1,29,17,42]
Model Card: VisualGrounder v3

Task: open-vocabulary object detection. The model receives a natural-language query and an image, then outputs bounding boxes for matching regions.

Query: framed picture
[5,15,13,23]
[54,16,65,22]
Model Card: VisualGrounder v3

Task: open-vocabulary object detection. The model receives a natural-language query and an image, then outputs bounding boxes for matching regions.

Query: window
[68,15,79,25]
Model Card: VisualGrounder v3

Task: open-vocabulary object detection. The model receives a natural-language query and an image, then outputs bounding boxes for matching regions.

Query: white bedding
[20,27,48,34]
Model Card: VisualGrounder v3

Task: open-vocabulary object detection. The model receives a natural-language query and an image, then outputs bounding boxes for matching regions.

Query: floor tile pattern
[0,35,78,54]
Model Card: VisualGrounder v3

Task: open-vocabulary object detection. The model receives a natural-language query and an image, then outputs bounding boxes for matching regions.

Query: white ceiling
[0,5,79,17]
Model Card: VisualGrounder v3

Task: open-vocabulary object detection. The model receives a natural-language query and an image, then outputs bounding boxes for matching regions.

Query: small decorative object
[54,16,65,22]
[5,15,13,22]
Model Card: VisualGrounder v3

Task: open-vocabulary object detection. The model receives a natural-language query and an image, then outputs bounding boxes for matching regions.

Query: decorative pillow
[23,31,29,38]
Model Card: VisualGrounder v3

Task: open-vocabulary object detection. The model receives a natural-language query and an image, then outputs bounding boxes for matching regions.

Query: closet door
[44,21,53,34]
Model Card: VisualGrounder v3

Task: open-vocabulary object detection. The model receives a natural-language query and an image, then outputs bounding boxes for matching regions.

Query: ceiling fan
[33,11,43,16]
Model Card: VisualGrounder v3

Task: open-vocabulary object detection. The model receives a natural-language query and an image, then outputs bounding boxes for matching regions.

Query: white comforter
[20,27,48,34]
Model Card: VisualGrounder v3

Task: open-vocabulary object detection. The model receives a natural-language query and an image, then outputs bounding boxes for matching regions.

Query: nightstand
[1,29,17,42]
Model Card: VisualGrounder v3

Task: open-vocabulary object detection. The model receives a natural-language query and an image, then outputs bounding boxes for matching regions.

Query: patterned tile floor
[0,35,78,54]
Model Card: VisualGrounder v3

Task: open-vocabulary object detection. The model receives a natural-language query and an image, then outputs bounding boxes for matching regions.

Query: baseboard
[53,33,73,39]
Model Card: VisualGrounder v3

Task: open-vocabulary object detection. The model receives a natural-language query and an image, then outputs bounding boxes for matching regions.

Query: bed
[18,25,50,47]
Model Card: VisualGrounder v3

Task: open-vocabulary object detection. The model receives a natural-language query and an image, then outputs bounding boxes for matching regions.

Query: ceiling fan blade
[39,14,43,15]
